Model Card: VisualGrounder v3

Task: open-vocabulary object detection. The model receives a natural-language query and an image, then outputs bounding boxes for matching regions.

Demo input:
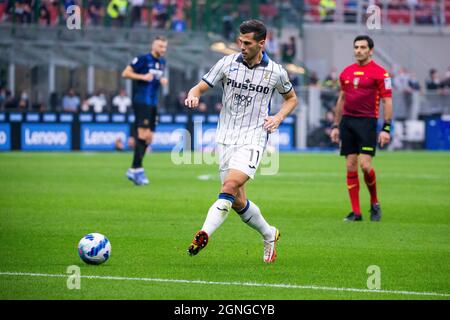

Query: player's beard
[243,49,261,66]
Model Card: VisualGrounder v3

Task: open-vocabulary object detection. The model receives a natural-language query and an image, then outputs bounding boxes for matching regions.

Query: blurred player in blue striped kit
[184,20,298,263]
[122,36,168,185]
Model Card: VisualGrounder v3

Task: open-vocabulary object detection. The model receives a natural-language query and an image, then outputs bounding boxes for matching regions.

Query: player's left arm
[379,97,393,148]
[160,77,168,86]
[378,70,393,148]
[185,80,211,109]
[264,89,298,133]
[160,62,169,86]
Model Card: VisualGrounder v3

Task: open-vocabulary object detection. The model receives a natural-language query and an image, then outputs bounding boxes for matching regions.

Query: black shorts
[133,103,158,131]
[340,116,377,157]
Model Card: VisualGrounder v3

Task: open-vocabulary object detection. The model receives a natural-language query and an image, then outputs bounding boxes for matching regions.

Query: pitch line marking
[1,271,449,298]
[197,173,445,181]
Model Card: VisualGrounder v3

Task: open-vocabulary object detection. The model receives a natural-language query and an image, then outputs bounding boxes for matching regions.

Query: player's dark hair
[353,35,374,49]
[239,20,267,41]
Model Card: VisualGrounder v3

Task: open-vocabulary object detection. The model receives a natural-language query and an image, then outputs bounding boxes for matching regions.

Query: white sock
[201,198,233,236]
[237,200,273,240]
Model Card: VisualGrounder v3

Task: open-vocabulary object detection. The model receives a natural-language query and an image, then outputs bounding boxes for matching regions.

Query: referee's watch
[331,124,339,130]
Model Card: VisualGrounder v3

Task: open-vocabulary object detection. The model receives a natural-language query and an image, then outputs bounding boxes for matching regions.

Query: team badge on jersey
[353,77,360,88]
[264,72,270,81]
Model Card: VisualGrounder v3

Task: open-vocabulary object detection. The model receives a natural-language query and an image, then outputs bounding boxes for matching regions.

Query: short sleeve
[339,72,346,88]
[378,70,392,98]
[202,56,227,88]
[275,66,293,94]
[130,56,145,72]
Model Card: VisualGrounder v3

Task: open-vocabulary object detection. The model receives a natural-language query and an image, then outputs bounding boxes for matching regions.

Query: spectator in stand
[395,67,416,119]
[0,87,6,110]
[38,1,51,26]
[15,0,32,24]
[408,72,421,92]
[323,68,340,90]
[288,71,299,88]
[442,67,450,90]
[307,71,320,87]
[320,0,336,23]
[151,0,168,29]
[112,88,132,113]
[265,30,280,61]
[106,0,128,27]
[281,36,296,63]
[130,0,144,27]
[88,0,103,26]
[62,88,80,112]
[394,67,411,92]
[176,90,188,113]
[425,68,442,91]
[214,102,223,113]
[0,0,8,22]
[17,90,29,111]
[171,9,186,32]
[222,11,236,41]
[3,90,17,110]
[308,109,336,148]
[197,101,207,113]
[344,0,358,23]
[82,90,107,113]
[322,68,340,110]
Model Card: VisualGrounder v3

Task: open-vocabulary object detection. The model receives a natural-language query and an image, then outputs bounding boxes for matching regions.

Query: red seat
[259,4,278,18]
[388,10,411,24]
[0,3,7,21]
[446,12,450,24]
[48,5,60,26]
[306,0,321,5]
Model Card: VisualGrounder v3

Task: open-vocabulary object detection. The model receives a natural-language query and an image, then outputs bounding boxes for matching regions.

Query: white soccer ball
[78,233,111,265]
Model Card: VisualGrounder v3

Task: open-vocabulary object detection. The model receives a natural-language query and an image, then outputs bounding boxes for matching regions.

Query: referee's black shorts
[133,103,158,131]
[339,115,378,157]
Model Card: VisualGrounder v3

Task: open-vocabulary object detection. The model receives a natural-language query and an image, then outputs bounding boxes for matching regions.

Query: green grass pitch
[0,151,449,300]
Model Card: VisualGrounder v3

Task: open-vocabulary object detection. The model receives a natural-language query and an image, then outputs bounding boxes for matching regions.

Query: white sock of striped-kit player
[201,194,273,240]
[201,193,235,236]
[235,199,274,240]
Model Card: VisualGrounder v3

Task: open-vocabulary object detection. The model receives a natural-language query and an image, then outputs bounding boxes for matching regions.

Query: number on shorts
[249,148,260,167]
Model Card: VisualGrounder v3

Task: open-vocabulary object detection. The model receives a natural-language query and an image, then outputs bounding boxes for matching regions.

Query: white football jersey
[202,52,293,148]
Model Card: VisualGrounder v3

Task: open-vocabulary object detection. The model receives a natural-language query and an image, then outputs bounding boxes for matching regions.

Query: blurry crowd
[1,0,448,30]
[0,0,188,31]
[305,0,448,25]
[0,87,132,113]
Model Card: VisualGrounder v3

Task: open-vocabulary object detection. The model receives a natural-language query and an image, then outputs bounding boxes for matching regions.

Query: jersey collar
[236,51,269,69]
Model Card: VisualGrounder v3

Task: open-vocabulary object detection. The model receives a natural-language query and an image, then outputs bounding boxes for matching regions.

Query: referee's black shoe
[344,212,362,222]
[370,203,382,222]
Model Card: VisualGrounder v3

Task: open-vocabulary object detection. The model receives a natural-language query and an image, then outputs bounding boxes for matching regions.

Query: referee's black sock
[132,138,147,169]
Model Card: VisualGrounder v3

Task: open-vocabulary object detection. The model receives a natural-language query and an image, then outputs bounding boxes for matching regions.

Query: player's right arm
[330,90,345,143]
[121,65,153,82]
[184,80,211,109]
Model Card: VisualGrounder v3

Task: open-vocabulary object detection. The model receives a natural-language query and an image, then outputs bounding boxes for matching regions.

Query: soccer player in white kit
[185,20,298,263]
